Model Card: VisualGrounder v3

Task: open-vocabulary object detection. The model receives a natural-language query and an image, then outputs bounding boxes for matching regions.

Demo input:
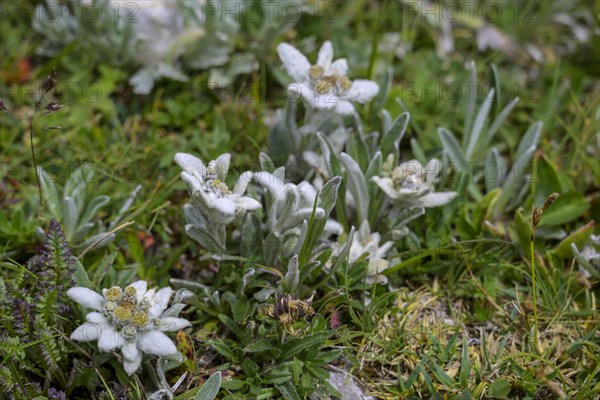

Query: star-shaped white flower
[175,152,262,224]
[112,0,186,65]
[349,222,394,284]
[277,41,379,115]
[253,171,342,236]
[372,157,457,208]
[68,281,190,375]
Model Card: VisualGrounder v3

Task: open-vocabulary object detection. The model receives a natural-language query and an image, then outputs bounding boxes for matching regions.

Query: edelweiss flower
[175,153,262,224]
[68,281,190,375]
[277,41,379,115]
[372,157,457,208]
[112,0,186,65]
[349,222,394,284]
[253,171,342,236]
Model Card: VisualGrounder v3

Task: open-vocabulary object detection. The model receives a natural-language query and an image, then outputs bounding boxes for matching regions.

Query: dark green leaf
[553,221,594,259]
[279,331,332,361]
[539,192,588,226]
[276,381,301,400]
[243,338,275,354]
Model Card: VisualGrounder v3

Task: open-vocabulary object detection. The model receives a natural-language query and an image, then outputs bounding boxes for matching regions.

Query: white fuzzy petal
[138,331,177,356]
[397,187,421,197]
[253,171,286,200]
[123,354,142,376]
[288,81,337,110]
[174,153,206,178]
[365,258,390,285]
[98,327,125,352]
[212,197,237,216]
[277,43,310,83]
[365,274,388,285]
[214,153,231,181]
[233,171,254,195]
[145,291,157,306]
[363,240,380,258]
[288,83,330,110]
[122,343,142,375]
[417,192,457,208]
[344,80,379,103]
[153,287,173,309]
[148,287,173,318]
[306,90,338,110]
[348,243,364,264]
[283,207,325,232]
[333,100,355,115]
[287,82,307,97]
[302,150,322,167]
[313,91,339,110]
[158,317,191,332]
[297,181,318,206]
[192,186,217,211]
[237,196,262,211]
[67,287,105,311]
[86,312,108,324]
[181,171,204,194]
[127,281,148,303]
[375,241,394,259]
[123,355,142,376]
[121,342,139,360]
[317,41,334,69]
[71,322,107,342]
[149,305,164,319]
[372,177,400,200]
[424,158,442,182]
[329,59,348,76]
[367,258,389,275]
[324,220,344,235]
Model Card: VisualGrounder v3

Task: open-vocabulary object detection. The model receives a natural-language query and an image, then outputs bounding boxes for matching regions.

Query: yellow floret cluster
[309,65,353,94]
[102,285,156,339]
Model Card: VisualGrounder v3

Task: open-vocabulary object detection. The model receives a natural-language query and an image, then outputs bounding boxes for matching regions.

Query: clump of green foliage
[0,219,93,398]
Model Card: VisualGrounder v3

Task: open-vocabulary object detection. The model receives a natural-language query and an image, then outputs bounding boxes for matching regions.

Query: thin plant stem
[28,112,44,211]
[77,220,135,259]
[530,230,539,348]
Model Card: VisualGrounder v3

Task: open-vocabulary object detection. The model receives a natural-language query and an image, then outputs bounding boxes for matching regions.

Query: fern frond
[36,318,61,374]
[0,362,16,393]
[39,219,75,291]
[36,289,59,326]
